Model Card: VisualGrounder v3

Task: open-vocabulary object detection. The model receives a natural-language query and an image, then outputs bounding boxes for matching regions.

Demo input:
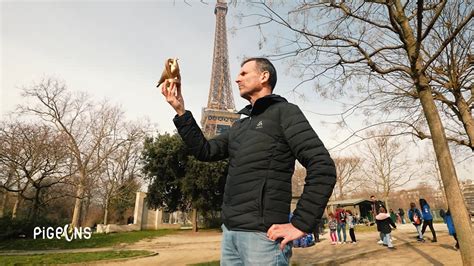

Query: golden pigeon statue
[156,58,181,90]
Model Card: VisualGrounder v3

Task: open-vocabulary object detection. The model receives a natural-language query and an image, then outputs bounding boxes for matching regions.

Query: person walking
[443,209,459,250]
[408,202,424,242]
[419,198,437,242]
[160,57,336,265]
[346,210,357,244]
[376,207,397,249]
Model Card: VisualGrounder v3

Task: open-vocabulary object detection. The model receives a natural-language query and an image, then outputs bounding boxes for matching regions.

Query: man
[370,195,385,221]
[370,195,386,244]
[334,205,347,244]
[161,57,336,265]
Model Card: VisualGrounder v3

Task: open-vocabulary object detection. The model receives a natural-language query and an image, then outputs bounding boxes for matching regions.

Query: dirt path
[340,234,462,266]
[80,223,467,266]
[103,230,222,266]
[294,223,463,266]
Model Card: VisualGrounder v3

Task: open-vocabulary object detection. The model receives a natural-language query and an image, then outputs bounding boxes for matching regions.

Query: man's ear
[260,71,270,85]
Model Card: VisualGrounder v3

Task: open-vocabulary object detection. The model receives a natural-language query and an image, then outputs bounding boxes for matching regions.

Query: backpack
[413,211,421,225]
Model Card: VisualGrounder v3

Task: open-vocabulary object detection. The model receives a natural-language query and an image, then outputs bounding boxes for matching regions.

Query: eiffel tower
[201,0,240,136]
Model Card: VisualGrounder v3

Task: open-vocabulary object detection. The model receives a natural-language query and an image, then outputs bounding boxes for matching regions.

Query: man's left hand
[267,223,305,250]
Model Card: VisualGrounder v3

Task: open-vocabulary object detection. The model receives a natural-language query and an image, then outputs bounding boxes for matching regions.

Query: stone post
[134,191,146,230]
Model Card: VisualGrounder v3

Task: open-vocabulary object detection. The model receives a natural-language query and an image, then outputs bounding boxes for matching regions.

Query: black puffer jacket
[173,94,336,233]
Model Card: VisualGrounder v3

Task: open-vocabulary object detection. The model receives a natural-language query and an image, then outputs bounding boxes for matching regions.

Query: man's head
[370,195,376,201]
[236,57,277,101]
[410,202,416,209]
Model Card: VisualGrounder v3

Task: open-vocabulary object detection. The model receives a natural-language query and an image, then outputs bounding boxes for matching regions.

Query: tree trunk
[455,96,474,149]
[83,194,91,226]
[103,197,109,225]
[71,183,85,228]
[31,187,41,224]
[435,171,448,208]
[338,182,343,200]
[384,184,389,211]
[0,191,7,218]
[192,208,198,233]
[384,198,389,212]
[12,193,20,219]
[417,78,473,265]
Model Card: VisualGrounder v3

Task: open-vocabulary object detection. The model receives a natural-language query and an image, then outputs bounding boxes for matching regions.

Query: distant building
[325,198,373,219]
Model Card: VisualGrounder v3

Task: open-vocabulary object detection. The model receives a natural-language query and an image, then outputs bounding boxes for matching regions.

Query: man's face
[235,61,264,100]
[371,196,376,202]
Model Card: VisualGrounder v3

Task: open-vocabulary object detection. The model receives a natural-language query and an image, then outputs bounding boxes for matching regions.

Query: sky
[1,0,343,144]
[1,0,472,185]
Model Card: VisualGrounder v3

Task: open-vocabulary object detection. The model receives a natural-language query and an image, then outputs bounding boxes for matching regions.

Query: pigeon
[156,58,181,89]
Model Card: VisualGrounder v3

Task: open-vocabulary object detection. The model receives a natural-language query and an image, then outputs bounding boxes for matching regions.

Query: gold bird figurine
[156,58,181,89]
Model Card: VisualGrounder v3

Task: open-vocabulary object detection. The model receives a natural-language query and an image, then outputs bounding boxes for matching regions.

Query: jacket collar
[238,94,287,116]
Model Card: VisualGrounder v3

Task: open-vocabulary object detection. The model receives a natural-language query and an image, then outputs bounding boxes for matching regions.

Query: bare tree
[0,121,71,222]
[389,182,445,212]
[333,156,362,200]
[0,190,7,218]
[424,2,473,148]
[97,122,145,225]
[19,78,127,228]
[361,128,414,211]
[239,1,473,262]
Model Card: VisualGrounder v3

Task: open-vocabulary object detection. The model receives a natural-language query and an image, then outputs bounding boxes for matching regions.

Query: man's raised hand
[161,79,185,116]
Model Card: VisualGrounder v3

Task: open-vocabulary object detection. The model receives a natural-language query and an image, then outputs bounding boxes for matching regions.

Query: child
[419,198,437,242]
[408,202,424,242]
[376,206,397,249]
[443,209,459,250]
[346,210,357,243]
[328,213,338,245]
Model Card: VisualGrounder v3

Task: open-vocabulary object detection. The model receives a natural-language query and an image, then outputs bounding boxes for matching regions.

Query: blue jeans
[220,224,292,266]
[337,223,346,242]
[415,224,423,239]
[382,233,393,247]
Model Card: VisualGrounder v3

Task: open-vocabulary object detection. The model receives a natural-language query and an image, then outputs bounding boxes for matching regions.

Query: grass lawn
[0,229,176,250]
[0,250,152,265]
